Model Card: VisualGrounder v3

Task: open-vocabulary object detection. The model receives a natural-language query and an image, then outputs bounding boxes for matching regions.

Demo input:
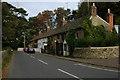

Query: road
[7,52,119,80]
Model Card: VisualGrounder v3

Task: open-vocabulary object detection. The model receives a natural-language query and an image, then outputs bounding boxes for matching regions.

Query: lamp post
[54,40,57,54]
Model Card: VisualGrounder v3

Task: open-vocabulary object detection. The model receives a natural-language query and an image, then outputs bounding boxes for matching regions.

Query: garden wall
[73,46,119,59]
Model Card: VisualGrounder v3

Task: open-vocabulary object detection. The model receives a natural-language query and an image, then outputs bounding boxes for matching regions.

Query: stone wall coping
[75,46,119,49]
[90,46,119,49]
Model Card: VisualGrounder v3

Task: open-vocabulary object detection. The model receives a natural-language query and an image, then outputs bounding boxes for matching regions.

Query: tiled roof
[32,18,84,41]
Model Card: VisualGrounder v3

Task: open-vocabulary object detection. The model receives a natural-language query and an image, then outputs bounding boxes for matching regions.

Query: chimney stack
[91,3,97,16]
[47,26,50,32]
[106,9,114,31]
[108,9,110,13]
[62,17,67,26]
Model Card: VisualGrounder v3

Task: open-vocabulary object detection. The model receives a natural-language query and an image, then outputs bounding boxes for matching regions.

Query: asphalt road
[7,52,119,79]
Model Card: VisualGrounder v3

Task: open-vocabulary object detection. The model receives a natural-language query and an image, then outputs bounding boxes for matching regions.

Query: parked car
[23,48,35,53]
[23,48,28,52]
[27,48,35,53]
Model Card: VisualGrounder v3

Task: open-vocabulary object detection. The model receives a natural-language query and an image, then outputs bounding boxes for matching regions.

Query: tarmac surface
[7,51,119,79]
[38,52,119,69]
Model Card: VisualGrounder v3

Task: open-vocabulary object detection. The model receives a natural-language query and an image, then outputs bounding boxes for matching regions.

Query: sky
[3,0,118,19]
[2,0,80,19]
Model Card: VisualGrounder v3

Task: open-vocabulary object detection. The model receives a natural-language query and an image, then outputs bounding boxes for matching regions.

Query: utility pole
[24,34,26,48]
[87,0,90,15]
[66,2,68,9]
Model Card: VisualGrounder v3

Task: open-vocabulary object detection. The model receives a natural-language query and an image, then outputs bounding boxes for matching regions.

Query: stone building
[32,3,114,56]
[90,3,114,31]
[32,17,84,56]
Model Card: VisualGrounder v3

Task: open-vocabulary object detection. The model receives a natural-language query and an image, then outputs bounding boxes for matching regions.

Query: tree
[36,10,53,33]
[54,8,70,27]
[2,2,28,49]
[77,2,90,18]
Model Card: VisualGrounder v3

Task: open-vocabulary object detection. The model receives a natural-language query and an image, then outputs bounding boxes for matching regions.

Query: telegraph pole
[66,2,68,9]
[23,33,26,48]
[87,0,90,15]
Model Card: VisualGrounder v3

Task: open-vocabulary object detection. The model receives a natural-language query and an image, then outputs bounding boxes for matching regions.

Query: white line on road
[37,59,48,65]
[30,56,35,59]
[57,69,80,79]
[74,63,119,72]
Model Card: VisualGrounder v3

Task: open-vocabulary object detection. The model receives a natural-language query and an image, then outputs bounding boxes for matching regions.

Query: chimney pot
[91,3,97,16]
[93,3,95,6]
[108,9,110,13]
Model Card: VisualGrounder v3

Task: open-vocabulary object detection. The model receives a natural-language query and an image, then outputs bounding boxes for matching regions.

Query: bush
[75,38,89,47]
[103,29,118,46]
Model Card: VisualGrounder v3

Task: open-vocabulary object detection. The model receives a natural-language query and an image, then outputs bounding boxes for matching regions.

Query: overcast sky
[2,0,80,19]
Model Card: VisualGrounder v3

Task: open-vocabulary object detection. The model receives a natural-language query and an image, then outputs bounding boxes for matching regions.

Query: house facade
[32,3,114,56]
[32,17,84,56]
[90,3,114,31]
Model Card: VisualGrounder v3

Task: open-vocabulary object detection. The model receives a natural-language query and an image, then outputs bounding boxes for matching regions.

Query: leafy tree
[76,2,120,24]
[2,2,28,49]
[28,17,39,36]
[54,8,70,27]
[77,2,90,18]
[36,10,53,33]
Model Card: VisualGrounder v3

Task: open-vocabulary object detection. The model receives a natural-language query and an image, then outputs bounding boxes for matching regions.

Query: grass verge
[2,49,14,78]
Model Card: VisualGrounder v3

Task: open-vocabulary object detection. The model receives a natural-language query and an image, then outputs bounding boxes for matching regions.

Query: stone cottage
[32,17,84,56]
[32,3,114,56]
[90,3,114,31]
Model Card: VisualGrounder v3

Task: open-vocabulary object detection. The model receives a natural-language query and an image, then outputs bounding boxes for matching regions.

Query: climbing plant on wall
[66,29,76,57]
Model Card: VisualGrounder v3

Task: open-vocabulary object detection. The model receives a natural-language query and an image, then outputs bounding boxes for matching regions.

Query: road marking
[37,59,48,65]
[74,63,119,72]
[30,56,35,59]
[57,69,80,79]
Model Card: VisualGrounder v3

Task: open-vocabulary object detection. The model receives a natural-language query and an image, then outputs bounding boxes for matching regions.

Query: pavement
[7,51,119,79]
[36,52,119,69]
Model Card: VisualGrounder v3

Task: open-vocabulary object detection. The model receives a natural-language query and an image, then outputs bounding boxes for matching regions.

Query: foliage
[95,2,120,21]
[2,47,13,69]
[54,8,71,27]
[116,17,120,25]
[2,2,29,49]
[66,29,76,57]
[76,2,120,24]
[75,37,89,47]
[75,17,118,47]
[36,10,53,33]
[77,2,90,18]
[104,29,118,46]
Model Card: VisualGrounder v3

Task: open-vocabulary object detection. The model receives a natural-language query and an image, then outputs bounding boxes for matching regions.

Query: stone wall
[73,46,119,59]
